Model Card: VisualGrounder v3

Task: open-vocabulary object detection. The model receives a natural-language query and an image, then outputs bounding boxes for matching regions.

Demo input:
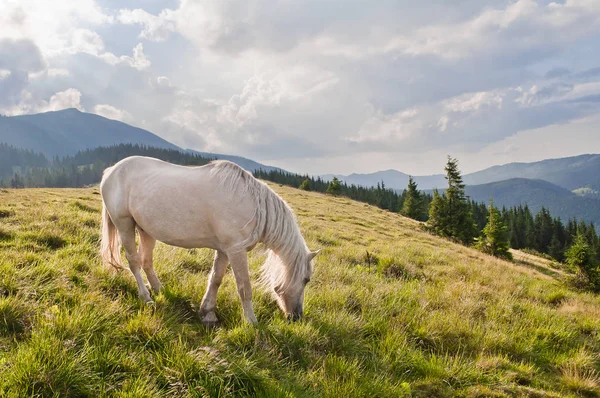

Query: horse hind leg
[138,228,163,294]
[115,218,153,303]
[199,250,229,325]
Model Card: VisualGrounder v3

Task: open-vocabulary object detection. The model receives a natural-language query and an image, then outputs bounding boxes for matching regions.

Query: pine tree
[523,205,536,248]
[565,234,599,291]
[10,172,24,188]
[548,218,566,261]
[477,199,512,260]
[534,207,553,253]
[427,189,448,236]
[401,176,425,221]
[299,178,311,191]
[428,156,477,244]
[326,177,342,196]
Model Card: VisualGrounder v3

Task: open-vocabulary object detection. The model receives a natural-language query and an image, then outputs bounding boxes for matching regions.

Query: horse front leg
[228,251,258,324]
[199,250,229,325]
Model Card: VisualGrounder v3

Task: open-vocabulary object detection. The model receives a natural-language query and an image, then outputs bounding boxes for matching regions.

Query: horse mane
[209,160,309,293]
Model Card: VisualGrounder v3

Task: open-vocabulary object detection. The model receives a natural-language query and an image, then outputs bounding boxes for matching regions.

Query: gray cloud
[0,39,46,106]
[3,0,600,174]
[574,67,600,80]
[545,67,570,79]
[0,39,45,72]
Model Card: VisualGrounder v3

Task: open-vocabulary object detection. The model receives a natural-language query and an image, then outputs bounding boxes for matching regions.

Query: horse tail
[100,193,124,271]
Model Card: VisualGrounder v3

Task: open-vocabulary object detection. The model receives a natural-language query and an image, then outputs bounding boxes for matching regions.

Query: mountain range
[0,109,279,172]
[1,108,599,227]
[323,154,600,198]
[464,178,600,228]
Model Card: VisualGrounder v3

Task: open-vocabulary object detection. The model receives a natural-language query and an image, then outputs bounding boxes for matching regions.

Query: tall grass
[0,187,598,397]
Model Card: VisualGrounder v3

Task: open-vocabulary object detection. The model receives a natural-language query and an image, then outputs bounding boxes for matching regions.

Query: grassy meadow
[0,185,599,397]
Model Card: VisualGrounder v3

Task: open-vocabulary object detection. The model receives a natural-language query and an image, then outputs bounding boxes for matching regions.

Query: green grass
[0,187,599,397]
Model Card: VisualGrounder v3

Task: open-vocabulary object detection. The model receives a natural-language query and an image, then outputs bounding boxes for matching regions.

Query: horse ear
[308,249,321,261]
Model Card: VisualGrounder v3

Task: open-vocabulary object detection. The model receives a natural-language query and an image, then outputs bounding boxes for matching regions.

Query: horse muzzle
[287,312,302,321]
[287,304,303,321]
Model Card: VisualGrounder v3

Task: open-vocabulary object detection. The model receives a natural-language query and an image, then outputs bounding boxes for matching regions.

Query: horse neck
[274,226,306,267]
[261,197,307,267]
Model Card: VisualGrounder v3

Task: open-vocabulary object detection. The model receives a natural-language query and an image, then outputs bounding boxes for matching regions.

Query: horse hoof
[201,320,219,328]
[146,283,163,294]
[201,312,218,327]
[153,285,164,294]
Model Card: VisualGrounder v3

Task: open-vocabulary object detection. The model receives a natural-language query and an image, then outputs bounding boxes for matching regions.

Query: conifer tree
[534,207,554,253]
[446,156,477,244]
[326,177,342,196]
[565,234,599,291]
[428,156,477,244]
[299,178,311,191]
[477,199,512,260]
[427,189,448,236]
[401,176,425,221]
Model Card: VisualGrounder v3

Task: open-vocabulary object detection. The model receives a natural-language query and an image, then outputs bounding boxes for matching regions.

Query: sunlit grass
[0,186,599,396]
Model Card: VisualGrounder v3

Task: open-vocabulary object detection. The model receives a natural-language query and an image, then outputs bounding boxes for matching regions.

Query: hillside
[464,178,600,228]
[1,186,599,396]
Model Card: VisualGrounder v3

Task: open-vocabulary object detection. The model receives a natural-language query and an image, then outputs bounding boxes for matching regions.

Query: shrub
[565,234,599,291]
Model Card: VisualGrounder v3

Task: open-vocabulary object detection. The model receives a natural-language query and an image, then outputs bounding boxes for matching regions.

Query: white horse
[99,156,319,324]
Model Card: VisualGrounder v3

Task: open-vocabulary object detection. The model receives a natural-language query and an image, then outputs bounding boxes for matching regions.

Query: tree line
[254,169,434,216]
[2,143,598,290]
[422,157,599,291]
[260,157,599,290]
[0,144,213,188]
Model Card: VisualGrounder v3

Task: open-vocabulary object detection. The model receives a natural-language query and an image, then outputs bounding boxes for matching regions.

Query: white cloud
[118,8,176,41]
[2,0,600,174]
[384,0,600,60]
[64,29,151,70]
[156,76,171,87]
[93,104,132,122]
[100,43,151,70]
[48,68,70,77]
[44,88,84,112]
[351,107,421,145]
[0,88,83,116]
[437,116,449,132]
[516,81,600,106]
[444,91,504,113]
[0,0,113,57]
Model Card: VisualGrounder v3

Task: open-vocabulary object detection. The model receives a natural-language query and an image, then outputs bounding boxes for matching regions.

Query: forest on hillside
[2,142,599,277]
[255,168,600,271]
[0,143,213,188]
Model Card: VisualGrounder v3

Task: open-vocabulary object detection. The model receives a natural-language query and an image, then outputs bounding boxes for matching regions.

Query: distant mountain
[321,170,447,191]
[463,178,600,228]
[186,150,283,173]
[324,154,600,198]
[0,109,179,156]
[0,109,280,173]
[464,154,600,198]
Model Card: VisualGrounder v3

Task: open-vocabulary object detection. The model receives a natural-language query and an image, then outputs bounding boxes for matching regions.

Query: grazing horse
[99,156,319,324]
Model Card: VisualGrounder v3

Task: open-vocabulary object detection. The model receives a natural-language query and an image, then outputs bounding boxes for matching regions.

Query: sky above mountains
[1,0,599,175]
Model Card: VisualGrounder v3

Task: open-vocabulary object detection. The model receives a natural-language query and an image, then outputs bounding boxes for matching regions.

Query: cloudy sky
[1,0,600,175]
